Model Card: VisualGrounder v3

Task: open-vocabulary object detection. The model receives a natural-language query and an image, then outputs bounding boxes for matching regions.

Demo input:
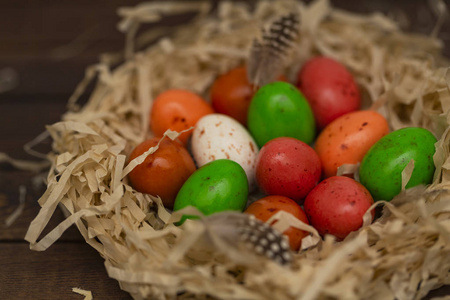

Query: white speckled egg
[191,114,259,190]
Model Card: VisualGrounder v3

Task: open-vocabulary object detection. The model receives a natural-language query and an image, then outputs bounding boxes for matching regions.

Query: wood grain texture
[0,169,82,241]
[0,243,131,300]
[0,0,449,299]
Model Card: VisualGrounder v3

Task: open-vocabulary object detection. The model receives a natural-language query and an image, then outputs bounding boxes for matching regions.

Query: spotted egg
[191,114,259,190]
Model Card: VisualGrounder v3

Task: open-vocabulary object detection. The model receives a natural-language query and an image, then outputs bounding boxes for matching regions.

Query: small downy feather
[203,212,292,266]
[247,13,300,88]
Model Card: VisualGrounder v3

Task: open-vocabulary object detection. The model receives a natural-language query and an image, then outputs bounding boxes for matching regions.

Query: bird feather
[202,212,292,266]
[247,13,300,88]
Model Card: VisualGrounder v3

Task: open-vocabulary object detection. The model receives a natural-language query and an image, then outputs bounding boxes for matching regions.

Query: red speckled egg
[297,56,361,130]
[303,176,374,240]
[255,137,322,203]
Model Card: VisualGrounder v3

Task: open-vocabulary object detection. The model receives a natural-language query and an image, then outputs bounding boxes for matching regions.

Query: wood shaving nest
[24,0,450,299]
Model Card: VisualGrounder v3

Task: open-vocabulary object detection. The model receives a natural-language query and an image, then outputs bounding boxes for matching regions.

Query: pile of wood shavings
[25,0,450,299]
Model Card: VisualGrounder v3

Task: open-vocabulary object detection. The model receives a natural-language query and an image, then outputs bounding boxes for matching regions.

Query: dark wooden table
[0,1,449,299]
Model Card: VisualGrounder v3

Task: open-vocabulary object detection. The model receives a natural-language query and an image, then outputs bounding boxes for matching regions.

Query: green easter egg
[173,159,248,222]
[359,127,437,201]
[247,81,316,147]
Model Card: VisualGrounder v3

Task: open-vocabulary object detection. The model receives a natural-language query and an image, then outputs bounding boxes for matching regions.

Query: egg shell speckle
[191,114,259,190]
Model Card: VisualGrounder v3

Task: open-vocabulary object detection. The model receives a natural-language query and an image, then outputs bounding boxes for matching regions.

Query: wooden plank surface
[0,243,131,300]
[0,1,449,299]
